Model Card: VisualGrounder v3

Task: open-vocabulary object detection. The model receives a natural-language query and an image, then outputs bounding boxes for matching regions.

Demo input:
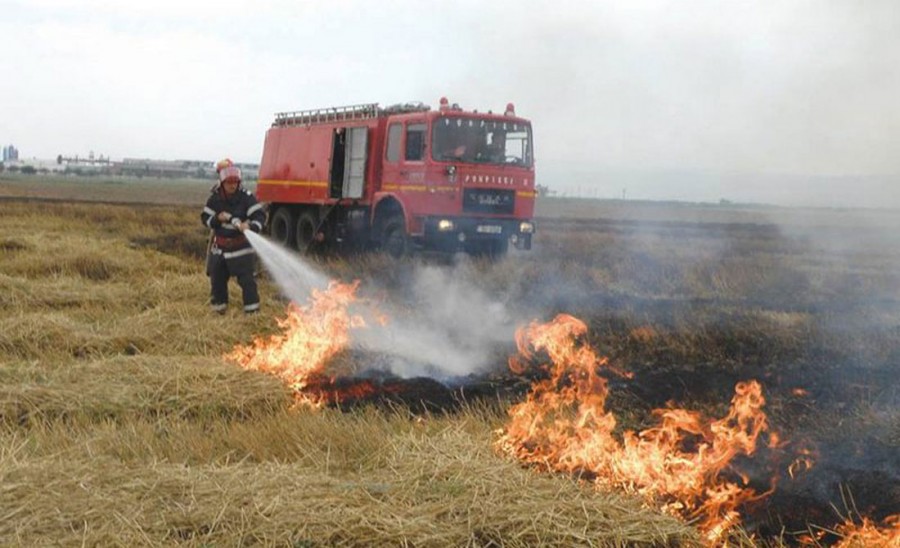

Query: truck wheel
[270,208,295,248]
[296,210,318,252]
[382,214,408,258]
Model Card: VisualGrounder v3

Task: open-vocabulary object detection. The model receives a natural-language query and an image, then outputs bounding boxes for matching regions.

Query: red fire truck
[256,97,535,256]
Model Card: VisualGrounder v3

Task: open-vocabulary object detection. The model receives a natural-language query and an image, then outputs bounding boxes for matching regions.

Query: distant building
[2,144,19,162]
[116,158,215,178]
[16,158,66,173]
[4,151,259,180]
[113,158,259,180]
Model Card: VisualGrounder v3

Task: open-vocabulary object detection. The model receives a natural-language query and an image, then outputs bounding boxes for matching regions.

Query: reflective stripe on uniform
[203,206,215,228]
[251,220,263,231]
[211,303,227,312]
[244,302,260,312]
[223,247,255,259]
[247,203,263,216]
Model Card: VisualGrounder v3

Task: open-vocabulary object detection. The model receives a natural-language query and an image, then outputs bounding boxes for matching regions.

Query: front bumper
[422,216,534,251]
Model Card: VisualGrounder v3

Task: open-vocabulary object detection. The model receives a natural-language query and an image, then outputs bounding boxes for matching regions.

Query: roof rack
[273,101,431,126]
[274,103,380,126]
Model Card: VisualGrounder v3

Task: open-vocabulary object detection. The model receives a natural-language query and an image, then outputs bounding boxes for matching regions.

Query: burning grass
[495,314,775,544]
[1,191,898,545]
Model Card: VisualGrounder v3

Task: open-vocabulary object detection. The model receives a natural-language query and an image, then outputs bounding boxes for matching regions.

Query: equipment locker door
[342,127,367,199]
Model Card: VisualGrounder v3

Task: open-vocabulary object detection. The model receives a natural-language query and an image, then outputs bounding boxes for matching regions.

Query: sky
[2,0,899,208]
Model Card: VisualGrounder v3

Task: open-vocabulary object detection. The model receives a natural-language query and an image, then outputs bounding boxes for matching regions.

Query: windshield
[431,117,533,167]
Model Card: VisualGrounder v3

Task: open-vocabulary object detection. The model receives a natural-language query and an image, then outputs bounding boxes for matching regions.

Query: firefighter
[204,157,235,271]
[200,165,266,314]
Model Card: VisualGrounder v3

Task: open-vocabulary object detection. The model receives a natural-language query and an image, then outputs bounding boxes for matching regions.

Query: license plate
[476,225,502,234]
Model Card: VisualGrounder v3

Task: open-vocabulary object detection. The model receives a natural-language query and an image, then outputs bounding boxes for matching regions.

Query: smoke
[244,231,516,379]
[353,260,517,379]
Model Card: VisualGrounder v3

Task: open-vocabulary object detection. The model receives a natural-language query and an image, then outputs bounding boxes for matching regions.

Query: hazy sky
[3,0,899,206]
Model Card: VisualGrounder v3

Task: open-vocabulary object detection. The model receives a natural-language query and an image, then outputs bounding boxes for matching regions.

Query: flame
[787,447,816,480]
[495,314,773,544]
[834,515,900,547]
[225,280,365,407]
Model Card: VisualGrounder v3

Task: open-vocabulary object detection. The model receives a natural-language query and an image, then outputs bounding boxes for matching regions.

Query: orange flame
[787,447,816,480]
[834,515,900,547]
[225,280,364,407]
[495,314,773,544]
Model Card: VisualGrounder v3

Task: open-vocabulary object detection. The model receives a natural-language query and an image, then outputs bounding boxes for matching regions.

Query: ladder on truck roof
[274,103,379,127]
[273,102,431,126]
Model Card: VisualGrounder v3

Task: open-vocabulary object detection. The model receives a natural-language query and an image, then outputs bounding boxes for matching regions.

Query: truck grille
[462,189,515,215]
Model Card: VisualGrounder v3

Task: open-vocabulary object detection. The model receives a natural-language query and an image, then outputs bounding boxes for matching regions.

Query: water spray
[240,230,514,379]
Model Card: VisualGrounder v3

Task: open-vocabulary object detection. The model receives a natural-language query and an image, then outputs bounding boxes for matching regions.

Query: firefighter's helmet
[215,158,234,173]
[218,166,242,183]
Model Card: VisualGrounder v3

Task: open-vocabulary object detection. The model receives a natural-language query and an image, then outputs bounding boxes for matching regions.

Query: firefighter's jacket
[200,185,266,260]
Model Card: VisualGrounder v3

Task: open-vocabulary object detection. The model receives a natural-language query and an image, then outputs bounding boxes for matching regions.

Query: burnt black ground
[324,355,899,545]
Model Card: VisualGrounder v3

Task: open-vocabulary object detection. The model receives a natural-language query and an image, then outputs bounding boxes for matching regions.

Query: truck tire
[381,214,408,258]
[270,207,295,248]
[296,210,318,252]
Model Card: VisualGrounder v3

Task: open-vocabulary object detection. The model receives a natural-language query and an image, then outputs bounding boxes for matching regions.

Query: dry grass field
[1,174,898,546]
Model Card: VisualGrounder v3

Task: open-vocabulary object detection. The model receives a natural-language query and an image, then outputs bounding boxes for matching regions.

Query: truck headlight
[437,219,455,232]
[519,221,535,234]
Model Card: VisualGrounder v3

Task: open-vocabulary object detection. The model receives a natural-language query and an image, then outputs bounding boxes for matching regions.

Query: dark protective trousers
[208,249,259,312]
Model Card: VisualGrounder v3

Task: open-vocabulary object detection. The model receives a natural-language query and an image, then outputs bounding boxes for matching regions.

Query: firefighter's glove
[230,217,249,232]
